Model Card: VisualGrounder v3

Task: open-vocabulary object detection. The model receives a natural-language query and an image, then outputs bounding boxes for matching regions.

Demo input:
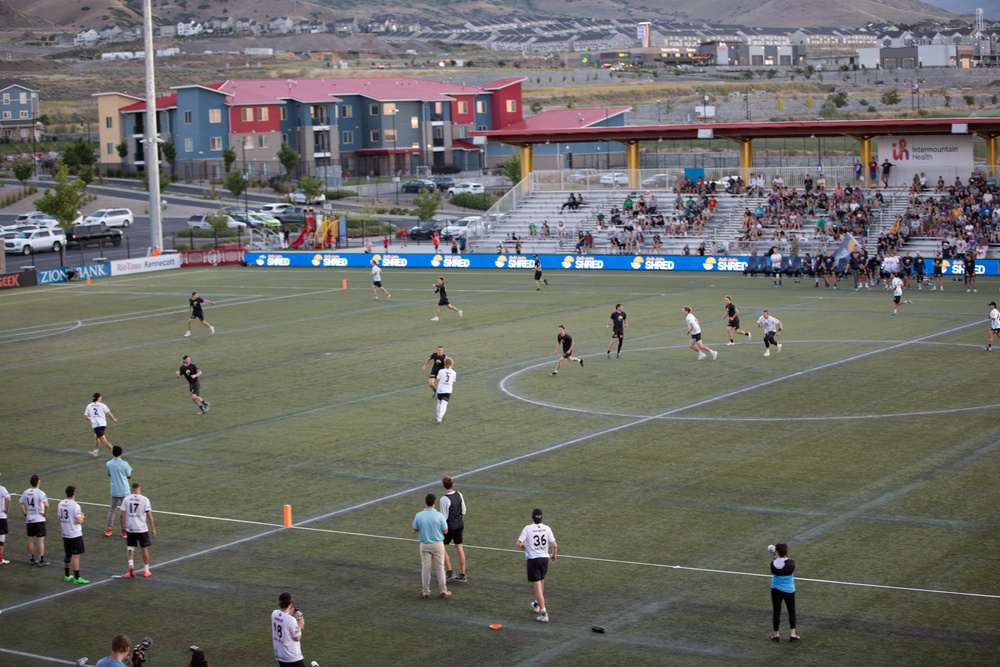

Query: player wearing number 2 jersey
[84,392,117,457]
[516,508,558,623]
[121,482,155,578]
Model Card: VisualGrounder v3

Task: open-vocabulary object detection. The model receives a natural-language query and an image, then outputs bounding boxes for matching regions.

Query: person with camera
[271,591,311,667]
[94,633,131,667]
[768,543,799,642]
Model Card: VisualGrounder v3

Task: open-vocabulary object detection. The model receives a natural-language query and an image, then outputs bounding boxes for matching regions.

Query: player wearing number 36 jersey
[516,508,558,623]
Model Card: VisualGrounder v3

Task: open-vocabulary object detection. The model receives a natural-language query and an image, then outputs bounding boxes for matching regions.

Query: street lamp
[389,107,399,205]
[744,87,754,121]
[656,98,661,123]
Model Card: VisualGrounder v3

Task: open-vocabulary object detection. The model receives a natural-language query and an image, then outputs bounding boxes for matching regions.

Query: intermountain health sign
[877,135,974,187]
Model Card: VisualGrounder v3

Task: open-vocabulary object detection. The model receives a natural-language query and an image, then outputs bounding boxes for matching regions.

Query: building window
[341,130,353,144]
[107,142,114,155]
[19,110,27,119]
[1,111,9,120]
[341,104,352,118]
[184,137,194,152]
[371,104,381,116]
[258,107,269,121]
[457,127,467,139]
[257,135,268,149]
[385,129,396,142]
[476,100,486,114]
[457,101,468,114]
[184,110,192,124]
[210,136,222,151]
[241,108,253,122]
[410,116,418,129]
[105,116,114,129]
[19,92,27,104]
[280,107,287,121]
[477,125,488,132]
[371,130,380,142]
[281,133,287,145]
[209,109,222,123]
[506,100,517,113]
[383,102,396,115]
[211,165,222,179]
[1,93,8,104]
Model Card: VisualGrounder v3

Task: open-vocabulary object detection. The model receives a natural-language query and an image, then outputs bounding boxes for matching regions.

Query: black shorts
[191,312,204,321]
[690,333,702,342]
[93,426,106,437]
[436,392,451,402]
[373,280,383,287]
[728,317,741,330]
[0,517,8,537]
[561,351,573,358]
[126,531,152,548]
[278,661,306,667]
[63,535,85,556]
[534,270,542,280]
[443,527,463,545]
[893,295,902,304]
[612,332,624,340]
[27,521,46,538]
[526,557,549,583]
[933,268,942,276]
[438,296,450,306]
[188,379,201,396]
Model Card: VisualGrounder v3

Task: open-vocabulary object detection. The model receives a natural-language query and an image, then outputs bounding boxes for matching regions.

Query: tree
[828,91,849,108]
[225,170,247,200]
[62,138,96,168]
[774,97,785,111]
[502,151,521,185]
[412,187,440,221]
[964,94,976,107]
[116,141,128,165]
[160,140,177,177]
[298,175,324,198]
[207,210,232,233]
[12,157,34,191]
[880,88,902,106]
[140,168,171,193]
[78,166,95,189]
[34,160,86,229]
[222,146,237,173]
[277,142,298,179]
[529,100,543,114]
[803,96,814,109]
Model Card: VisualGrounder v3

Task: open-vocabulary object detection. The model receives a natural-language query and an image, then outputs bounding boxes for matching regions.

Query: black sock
[74,570,80,579]
[65,567,70,576]
[745,332,750,337]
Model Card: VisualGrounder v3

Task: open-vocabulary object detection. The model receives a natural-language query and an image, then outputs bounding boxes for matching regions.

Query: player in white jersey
[890,274,912,315]
[434,357,456,424]
[987,301,1000,351]
[0,481,10,565]
[120,482,156,578]
[683,306,717,361]
[57,485,88,584]
[20,474,49,566]
[84,392,117,457]
[517,508,558,623]
[770,248,783,287]
[756,309,783,357]
[271,591,307,667]
[370,259,390,300]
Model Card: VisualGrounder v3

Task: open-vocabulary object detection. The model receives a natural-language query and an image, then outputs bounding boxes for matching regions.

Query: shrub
[450,192,496,211]
[324,188,359,200]
[431,164,461,175]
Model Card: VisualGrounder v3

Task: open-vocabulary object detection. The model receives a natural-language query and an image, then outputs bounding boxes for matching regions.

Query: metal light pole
[390,108,399,205]
[656,98,661,123]
[241,137,249,219]
[142,0,162,251]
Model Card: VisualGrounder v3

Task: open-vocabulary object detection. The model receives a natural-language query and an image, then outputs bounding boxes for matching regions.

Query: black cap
[278,592,293,606]
[990,301,997,307]
[532,508,543,522]
[190,648,207,667]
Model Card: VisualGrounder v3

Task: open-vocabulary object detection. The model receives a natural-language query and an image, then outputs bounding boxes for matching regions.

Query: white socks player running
[436,400,449,423]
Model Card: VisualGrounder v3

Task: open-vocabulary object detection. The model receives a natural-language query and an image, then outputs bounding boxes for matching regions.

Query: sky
[925,0,998,18]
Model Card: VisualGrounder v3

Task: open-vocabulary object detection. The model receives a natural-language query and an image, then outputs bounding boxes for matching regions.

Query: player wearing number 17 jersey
[121,482,155,578]
[516,508,558,623]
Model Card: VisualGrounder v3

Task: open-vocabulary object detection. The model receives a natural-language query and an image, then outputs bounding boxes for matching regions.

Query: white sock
[128,558,134,569]
[437,401,448,421]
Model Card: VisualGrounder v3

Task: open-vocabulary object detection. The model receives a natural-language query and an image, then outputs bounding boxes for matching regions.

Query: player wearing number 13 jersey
[516,508,558,623]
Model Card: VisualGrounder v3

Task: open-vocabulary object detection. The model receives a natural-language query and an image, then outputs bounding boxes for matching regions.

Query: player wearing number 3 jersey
[516,508,557,623]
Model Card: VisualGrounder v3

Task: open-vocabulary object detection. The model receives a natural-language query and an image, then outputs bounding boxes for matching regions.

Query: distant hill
[0,0,959,31]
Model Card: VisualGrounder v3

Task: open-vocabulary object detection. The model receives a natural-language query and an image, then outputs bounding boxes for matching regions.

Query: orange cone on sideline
[342,279,347,290]
[283,504,293,528]
[86,275,91,285]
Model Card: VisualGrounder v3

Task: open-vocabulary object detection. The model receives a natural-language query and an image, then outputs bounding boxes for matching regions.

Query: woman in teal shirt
[769,543,800,642]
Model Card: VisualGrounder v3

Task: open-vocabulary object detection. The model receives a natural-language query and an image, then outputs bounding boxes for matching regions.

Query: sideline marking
[0,647,80,665]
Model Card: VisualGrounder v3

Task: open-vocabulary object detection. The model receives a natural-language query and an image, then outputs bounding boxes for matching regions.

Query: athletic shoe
[987,346,992,351]
[373,296,378,300]
[209,326,215,334]
[0,558,9,565]
[967,289,971,293]
[763,350,771,357]
[143,571,152,577]
[446,570,455,581]
[198,404,206,414]
[931,286,936,291]
[905,300,912,304]
[64,575,75,582]
[435,418,441,424]
[537,613,549,623]
[697,352,706,360]
[73,577,89,585]
[431,316,439,321]
[777,344,782,353]
[891,311,897,316]
[124,569,135,578]
[531,601,541,613]
[38,560,50,567]
[543,279,548,285]
[616,353,620,359]
[579,358,584,367]
[746,332,752,341]
[550,371,558,376]
[440,591,452,598]
[202,401,210,413]
[726,341,735,346]
[833,285,838,289]
[387,295,391,300]
[711,350,718,360]
[453,573,468,583]
[89,449,99,457]
[607,351,611,358]
[105,527,113,537]
[458,310,463,318]
[184,331,191,337]
[537,288,541,291]
[422,593,431,599]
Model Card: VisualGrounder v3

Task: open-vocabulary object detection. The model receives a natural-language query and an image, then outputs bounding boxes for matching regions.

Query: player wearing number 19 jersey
[516,508,558,623]
[121,483,155,578]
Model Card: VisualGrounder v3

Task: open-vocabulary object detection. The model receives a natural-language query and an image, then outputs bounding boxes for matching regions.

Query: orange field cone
[86,275,91,285]
[342,279,347,290]
[283,504,293,528]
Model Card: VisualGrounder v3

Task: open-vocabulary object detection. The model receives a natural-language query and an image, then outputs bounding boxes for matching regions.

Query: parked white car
[83,208,134,228]
[288,190,326,204]
[599,172,629,186]
[441,216,480,239]
[186,213,246,229]
[4,228,66,254]
[447,182,485,197]
[13,212,53,226]
[259,203,295,215]
[641,173,679,189]
[567,169,598,183]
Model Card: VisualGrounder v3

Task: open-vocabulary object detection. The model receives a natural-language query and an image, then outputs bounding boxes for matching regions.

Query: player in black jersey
[176,355,209,413]
[185,292,216,337]
[606,304,628,358]
[533,255,548,291]
[723,296,751,345]
[431,276,463,321]
[421,346,447,397]
[551,325,583,376]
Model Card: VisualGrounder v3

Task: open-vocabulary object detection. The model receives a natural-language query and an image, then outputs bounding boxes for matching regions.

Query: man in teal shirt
[105,446,131,537]
[412,493,450,599]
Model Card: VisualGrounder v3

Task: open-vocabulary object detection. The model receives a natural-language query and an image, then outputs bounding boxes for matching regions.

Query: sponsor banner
[877,135,973,188]
[240,252,999,275]
[181,248,244,267]
[0,269,37,290]
[37,261,111,285]
[110,254,183,276]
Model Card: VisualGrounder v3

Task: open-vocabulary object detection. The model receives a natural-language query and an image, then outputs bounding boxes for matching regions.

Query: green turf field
[1,266,998,667]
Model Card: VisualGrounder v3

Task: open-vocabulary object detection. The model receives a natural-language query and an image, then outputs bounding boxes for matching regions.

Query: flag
[833,232,860,272]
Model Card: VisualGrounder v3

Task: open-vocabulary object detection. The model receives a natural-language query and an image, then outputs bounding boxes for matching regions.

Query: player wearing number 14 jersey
[121,482,156,578]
